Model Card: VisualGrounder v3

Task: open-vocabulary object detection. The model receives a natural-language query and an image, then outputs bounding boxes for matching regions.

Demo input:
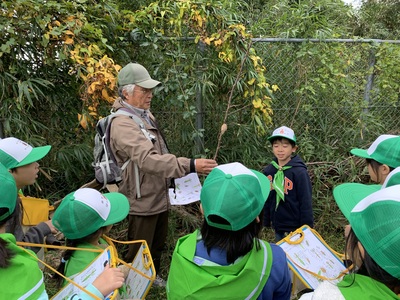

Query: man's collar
[122,100,150,116]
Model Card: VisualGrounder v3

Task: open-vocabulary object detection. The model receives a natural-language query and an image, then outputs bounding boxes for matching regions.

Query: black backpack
[93,108,155,193]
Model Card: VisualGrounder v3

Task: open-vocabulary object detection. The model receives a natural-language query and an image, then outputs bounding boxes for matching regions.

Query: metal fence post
[195,41,205,154]
[362,47,376,139]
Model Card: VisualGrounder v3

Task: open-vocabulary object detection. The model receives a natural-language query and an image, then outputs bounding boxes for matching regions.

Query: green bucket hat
[200,162,270,231]
[267,126,296,144]
[350,134,400,168]
[349,185,400,279]
[117,63,161,88]
[52,188,129,239]
[0,162,18,222]
[0,137,51,169]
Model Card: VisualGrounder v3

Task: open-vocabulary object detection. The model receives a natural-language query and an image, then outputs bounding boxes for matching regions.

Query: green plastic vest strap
[338,274,400,299]
[167,230,273,299]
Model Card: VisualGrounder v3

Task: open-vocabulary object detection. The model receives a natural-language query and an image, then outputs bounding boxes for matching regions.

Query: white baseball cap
[0,137,51,169]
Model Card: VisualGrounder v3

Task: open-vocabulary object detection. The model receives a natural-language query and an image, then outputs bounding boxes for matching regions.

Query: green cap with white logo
[118,63,161,88]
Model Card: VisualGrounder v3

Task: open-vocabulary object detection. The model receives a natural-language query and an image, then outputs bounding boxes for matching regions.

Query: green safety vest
[0,233,46,299]
[338,274,400,300]
[167,230,273,300]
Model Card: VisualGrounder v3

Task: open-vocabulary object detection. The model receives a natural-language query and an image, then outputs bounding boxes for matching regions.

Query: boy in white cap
[263,126,313,242]
[0,137,56,252]
[0,162,126,300]
[300,184,400,299]
[167,162,291,299]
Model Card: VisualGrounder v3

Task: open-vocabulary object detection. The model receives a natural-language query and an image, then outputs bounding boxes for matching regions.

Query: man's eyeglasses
[135,87,153,94]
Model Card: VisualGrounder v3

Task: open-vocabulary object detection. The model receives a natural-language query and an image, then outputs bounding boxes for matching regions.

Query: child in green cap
[52,187,129,286]
[300,184,400,299]
[0,162,125,299]
[167,162,291,299]
[263,126,313,242]
[0,137,56,253]
[350,134,400,185]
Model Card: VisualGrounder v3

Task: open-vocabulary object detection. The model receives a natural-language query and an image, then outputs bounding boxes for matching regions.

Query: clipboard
[122,240,155,299]
[52,240,155,300]
[277,225,348,294]
[52,246,117,300]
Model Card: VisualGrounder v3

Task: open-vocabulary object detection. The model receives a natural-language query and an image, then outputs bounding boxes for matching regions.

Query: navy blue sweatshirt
[263,154,313,233]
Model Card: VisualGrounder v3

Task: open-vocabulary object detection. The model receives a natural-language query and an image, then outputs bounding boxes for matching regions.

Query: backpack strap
[108,108,155,198]
[114,109,156,142]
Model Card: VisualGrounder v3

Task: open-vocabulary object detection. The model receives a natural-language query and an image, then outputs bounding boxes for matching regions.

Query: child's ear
[381,164,391,176]
[292,145,298,153]
[357,241,365,259]
[199,204,204,216]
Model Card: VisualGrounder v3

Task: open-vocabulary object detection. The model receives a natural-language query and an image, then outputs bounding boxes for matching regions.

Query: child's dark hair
[270,137,296,148]
[366,158,395,182]
[344,227,400,291]
[6,197,23,235]
[54,227,108,286]
[200,210,264,264]
[0,206,19,268]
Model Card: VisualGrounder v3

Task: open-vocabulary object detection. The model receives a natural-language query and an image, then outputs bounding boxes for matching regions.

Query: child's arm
[15,222,52,254]
[73,266,125,300]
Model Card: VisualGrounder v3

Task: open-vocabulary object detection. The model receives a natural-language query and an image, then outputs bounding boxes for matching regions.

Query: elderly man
[110,63,217,286]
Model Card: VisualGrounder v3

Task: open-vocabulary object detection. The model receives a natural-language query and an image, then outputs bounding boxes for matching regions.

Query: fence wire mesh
[153,39,400,167]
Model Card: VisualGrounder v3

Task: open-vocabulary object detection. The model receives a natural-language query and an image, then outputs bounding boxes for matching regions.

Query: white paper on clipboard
[123,242,155,299]
[169,173,202,205]
[52,248,114,299]
[277,225,348,290]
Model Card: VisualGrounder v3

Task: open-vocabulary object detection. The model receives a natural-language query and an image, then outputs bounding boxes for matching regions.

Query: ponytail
[0,206,17,268]
[53,238,78,287]
[53,227,107,286]
[0,237,15,268]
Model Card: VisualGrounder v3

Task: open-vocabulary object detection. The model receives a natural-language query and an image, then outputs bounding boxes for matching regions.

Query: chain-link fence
[14,38,399,198]
[255,38,400,161]
[153,38,400,166]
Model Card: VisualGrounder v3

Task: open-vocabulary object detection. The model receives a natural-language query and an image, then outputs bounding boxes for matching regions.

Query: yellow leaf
[101,89,110,101]
[214,39,223,46]
[64,30,75,36]
[247,78,256,85]
[78,113,87,129]
[64,38,74,45]
[272,84,280,92]
[88,82,98,94]
[252,99,262,109]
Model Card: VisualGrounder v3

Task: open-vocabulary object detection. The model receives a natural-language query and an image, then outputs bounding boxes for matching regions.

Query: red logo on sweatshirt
[267,175,293,194]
